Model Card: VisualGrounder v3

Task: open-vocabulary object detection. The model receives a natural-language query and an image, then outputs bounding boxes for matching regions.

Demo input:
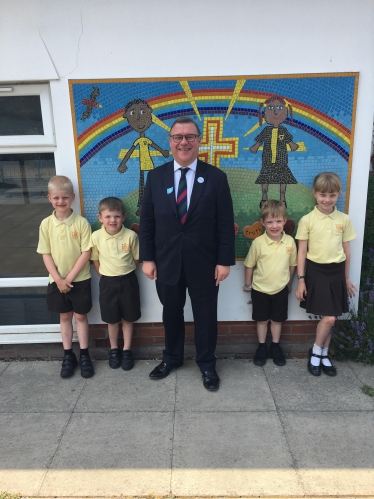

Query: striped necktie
[177,167,189,224]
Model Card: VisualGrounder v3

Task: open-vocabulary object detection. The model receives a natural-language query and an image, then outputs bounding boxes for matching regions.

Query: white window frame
[0,83,55,148]
[0,83,75,342]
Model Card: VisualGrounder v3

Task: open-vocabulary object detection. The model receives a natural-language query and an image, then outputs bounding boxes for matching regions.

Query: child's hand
[295,280,307,301]
[346,279,358,298]
[56,278,73,293]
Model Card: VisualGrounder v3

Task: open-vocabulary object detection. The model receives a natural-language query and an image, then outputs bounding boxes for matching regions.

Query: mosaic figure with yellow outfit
[117,99,169,216]
[250,95,299,208]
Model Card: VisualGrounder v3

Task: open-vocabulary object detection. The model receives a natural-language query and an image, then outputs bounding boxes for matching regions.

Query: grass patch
[0,493,21,499]
[361,384,374,397]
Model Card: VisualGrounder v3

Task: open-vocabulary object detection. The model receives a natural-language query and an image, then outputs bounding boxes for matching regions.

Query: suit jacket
[139,159,235,286]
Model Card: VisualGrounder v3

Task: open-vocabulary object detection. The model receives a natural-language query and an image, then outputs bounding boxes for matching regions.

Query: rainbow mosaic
[69,74,358,259]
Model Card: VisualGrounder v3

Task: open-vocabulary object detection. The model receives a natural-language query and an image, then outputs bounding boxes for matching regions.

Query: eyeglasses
[169,134,200,143]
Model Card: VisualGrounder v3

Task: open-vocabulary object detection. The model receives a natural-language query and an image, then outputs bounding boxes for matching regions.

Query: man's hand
[142,261,157,280]
[215,265,230,286]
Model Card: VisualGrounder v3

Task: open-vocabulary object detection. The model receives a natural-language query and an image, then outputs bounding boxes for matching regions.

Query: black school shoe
[269,343,286,366]
[108,347,121,369]
[79,354,94,378]
[122,350,134,371]
[321,355,337,376]
[253,345,267,366]
[60,352,78,378]
[307,348,322,376]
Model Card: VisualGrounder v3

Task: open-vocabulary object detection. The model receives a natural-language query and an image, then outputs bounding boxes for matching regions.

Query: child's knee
[322,316,336,328]
[74,312,88,324]
[60,311,73,322]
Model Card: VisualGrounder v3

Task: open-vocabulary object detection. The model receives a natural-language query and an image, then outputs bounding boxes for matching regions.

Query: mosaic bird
[80,87,102,120]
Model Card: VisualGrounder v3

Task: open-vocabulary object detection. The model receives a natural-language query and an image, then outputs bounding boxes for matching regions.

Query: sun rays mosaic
[69,73,359,259]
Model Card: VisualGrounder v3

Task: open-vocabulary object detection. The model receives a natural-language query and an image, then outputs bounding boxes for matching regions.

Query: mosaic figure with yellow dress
[250,95,299,208]
[117,98,169,216]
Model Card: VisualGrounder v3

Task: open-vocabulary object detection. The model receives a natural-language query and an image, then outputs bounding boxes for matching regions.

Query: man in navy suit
[139,117,235,391]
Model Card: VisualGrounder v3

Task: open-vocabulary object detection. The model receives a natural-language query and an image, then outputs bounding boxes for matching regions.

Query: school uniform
[91,225,141,323]
[244,232,297,321]
[296,206,356,316]
[37,210,92,283]
[37,210,92,314]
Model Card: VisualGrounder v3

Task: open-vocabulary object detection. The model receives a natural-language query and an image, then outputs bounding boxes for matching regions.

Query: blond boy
[37,176,93,378]
[243,200,297,366]
[91,197,141,371]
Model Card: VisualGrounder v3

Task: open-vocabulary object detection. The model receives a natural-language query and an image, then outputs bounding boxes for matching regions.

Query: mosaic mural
[69,74,358,259]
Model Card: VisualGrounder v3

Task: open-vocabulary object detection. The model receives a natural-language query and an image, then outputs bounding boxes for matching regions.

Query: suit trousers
[155,263,219,372]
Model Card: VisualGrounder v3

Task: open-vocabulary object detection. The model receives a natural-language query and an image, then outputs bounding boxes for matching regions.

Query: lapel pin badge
[167,187,174,194]
[197,177,204,183]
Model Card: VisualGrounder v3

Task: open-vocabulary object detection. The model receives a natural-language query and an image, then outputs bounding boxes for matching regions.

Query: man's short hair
[169,117,201,136]
[313,172,342,193]
[98,197,126,215]
[48,176,74,194]
[261,200,287,221]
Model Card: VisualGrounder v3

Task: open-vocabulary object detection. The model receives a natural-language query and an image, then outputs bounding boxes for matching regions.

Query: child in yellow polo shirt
[243,200,297,366]
[91,197,141,371]
[37,176,94,379]
[296,172,357,377]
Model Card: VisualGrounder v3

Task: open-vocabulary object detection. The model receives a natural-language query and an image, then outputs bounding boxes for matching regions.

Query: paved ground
[1,358,374,498]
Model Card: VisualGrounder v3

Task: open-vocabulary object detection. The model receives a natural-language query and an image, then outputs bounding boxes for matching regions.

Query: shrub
[331,250,374,364]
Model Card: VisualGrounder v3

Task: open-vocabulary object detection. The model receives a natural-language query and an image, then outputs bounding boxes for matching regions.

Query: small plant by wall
[331,174,374,364]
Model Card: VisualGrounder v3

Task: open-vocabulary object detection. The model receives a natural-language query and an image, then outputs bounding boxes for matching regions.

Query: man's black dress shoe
[149,361,182,379]
[202,370,220,391]
[307,348,322,376]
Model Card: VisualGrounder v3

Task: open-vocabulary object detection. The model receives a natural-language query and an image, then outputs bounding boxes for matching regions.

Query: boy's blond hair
[313,172,342,193]
[48,175,74,194]
[261,200,286,221]
[98,197,126,215]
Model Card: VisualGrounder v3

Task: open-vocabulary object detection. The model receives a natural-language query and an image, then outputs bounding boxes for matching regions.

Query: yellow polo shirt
[37,210,92,283]
[296,206,356,264]
[243,232,297,295]
[91,225,139,276]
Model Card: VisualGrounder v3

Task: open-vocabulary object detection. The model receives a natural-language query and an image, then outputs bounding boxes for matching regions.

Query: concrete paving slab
[348,361,374,387]
[176,359,276,412]
[0,361,85,413]
[0,360,10,374]
[281,411,374,495]
[0,413,70,495]
[74,359,177,413]
[264,359,374,411]
[40,412,174,496]
[171,411,303,496]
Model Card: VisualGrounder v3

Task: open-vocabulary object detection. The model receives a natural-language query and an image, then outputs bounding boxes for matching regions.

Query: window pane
[0,96,44,135]
[0,287,59,325]
[0,153,55,277]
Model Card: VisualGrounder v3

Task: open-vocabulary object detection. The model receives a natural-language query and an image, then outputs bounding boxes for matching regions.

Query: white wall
[2,0,374,323]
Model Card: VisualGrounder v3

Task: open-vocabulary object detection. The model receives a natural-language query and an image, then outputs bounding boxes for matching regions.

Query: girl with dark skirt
[295,172,357,376]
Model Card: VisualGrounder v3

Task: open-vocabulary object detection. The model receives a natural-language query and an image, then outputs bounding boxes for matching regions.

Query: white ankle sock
[321,346,332,366]
[311,344,322,366]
